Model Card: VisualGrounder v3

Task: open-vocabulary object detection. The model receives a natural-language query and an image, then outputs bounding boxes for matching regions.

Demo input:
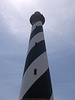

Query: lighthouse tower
[19,12,54,100]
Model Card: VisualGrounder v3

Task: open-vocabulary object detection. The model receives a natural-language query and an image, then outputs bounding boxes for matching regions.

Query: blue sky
[0,0,75,100]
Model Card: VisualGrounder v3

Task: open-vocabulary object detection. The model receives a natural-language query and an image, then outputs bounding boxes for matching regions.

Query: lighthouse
[19,12,54,100]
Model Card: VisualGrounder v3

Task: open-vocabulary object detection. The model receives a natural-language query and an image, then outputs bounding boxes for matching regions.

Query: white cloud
[0,0,31,41]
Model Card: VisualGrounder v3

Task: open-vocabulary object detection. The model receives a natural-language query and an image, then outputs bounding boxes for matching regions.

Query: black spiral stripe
[23,40,46,76]
[23,68,52,99]
[30,26,43,41]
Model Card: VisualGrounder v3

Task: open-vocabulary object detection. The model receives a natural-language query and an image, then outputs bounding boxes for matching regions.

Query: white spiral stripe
[19,52,49,100]
[32,21,42,31]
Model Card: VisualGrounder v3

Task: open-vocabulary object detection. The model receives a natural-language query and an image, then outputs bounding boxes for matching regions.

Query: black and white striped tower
[19,11,54,100]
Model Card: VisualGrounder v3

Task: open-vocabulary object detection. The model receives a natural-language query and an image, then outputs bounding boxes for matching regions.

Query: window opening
[35,42,38,46]
[34,69,37,75]
[36,26,38,28]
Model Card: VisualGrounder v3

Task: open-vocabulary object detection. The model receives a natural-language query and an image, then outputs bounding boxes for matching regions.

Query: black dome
[30,11,45,25]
